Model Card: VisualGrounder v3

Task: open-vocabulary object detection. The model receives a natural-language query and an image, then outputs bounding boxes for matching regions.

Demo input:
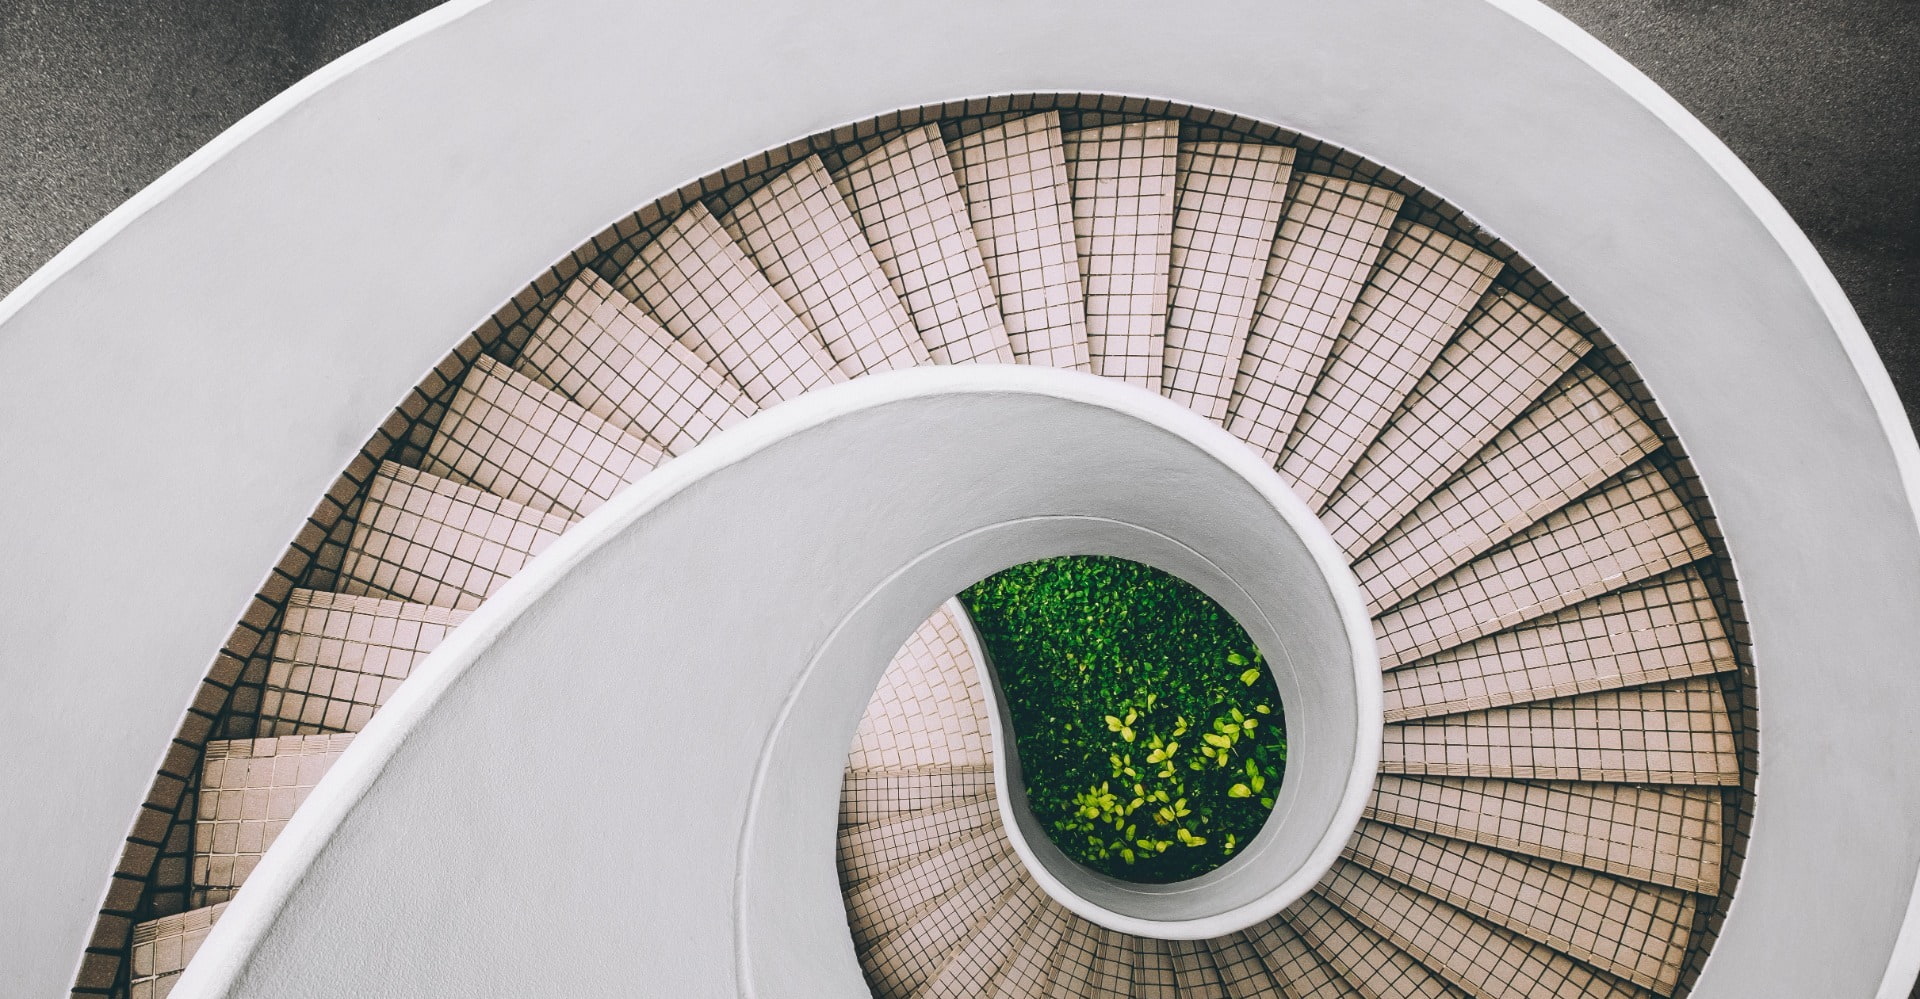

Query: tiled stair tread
[1318,860,1654,999]
[1162,140,1296,422]
[192,735,352,905]
[1372,462,1711,669]
[1354,364,1662,612]
[515,270,756,456]
[1344,820,1694,993]
[1322,292,1590,556]
[1225,173,1405,465]
[256,590,467,737]
[1367,775,1725,893]
[1381,676,1739,785]
[948,111,1091,370]
[839,766,994,826]
[865,847,1023,998]
[1089,926,1140,998]
[1131,936,1181,998]
[1063,119,1178,389]
[847,605,993,773]
[1290,892,1467,999]
[834,123,1015,366]
[1383,567,1736,721]
[1243,916,1364,999]
[720,154,928,377]
[129,902,227,999]
[1165,938,1232,999]
[1278,221,1504,510]
[425,355,664,521]
[1040,916,1103,999]
[921,878,1050,999]
[1205,931,1280,998]
[844,824,1005,943]
[838,795,1000,888]
[985,896,1075,999]
[338,462,569,612]
[619,204,845,404]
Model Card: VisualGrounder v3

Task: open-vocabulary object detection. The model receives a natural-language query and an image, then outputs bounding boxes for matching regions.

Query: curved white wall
[1,0,1916,995]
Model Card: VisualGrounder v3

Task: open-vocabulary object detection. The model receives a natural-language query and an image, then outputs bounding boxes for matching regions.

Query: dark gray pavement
[2,0,1915,428]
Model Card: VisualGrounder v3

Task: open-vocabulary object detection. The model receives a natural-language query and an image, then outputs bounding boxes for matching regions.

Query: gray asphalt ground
[2,0,1915,428]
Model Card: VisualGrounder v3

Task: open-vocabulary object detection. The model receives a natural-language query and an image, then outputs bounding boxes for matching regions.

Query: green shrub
[959,555,1286,882]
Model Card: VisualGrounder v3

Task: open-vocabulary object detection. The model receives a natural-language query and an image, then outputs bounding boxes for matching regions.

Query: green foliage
[960,555,1287,883]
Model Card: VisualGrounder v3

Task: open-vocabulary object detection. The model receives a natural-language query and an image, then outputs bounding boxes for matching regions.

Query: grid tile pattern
[719,155,928,377]
[1354,365,1661,612]
[985,896,1074,999]
[834,124,1015,365]
[1164,938,1231,999]
[424,356,663,520]
[839,796,999,887]
[1382,677,1739,784]
[1289,892,1465,999]
[1323,293,1590,556]
[1366,776,1724,893]
[619,205,845,404]
[1214,932,1286,998]
[1089,927,1138,998]
[948,112,1090,370]
[1042,917,1103,998]
[865,848,1022,998]
[839,767,993,827]
[1225,174,1405,464]
[845,827,1004,952]
[1063,120,1178,388]
[514,270,756,455]
[1132,937,1180,999]
[1317,861,1650,999]
[1373,463,1712,668]
[129,903,227,999]
[1277,222,1503,509]
[847,606,993,773]
[255,590,466,736]
[1162,141,1295,421]
[921,880,1050,999]
[1344,821,1694,992]
[337,463,568,611]
[1244,916,1363,999]
[192,735,351,906]
[1383,567,1736,721]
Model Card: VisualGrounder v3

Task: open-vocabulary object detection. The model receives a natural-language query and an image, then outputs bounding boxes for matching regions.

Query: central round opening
[959,555,1288,883]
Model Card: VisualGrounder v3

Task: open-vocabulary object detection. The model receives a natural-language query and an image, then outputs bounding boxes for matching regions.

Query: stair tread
[949,111,1091,370]
[836,123,1015,365]
[721,154,928,377]
[1040,915,1104,999]
[1290,892,1466,999]
[1225,173,1405,465]
[192,734,352,906]
[1244,916,1363,999]
[848,604,993,774]
[1131,935,1181,999]
[130,902,229,995]
[516,270,755,455]
[986,897,1075,999]
[1162,140,1295,422]
[1063,119,1178,389]
[256,590,467,737]
[920,879,1051,999]
[844,825,1005,945]
[838,795,999,888]
[865,846,1023,997]
[839,766,993,827]
[620,204,845,404]
[1165,937,1232,999]
[1207,930,1282,999]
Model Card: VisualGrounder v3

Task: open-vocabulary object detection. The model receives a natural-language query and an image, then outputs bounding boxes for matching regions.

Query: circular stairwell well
[98,97,1754,999]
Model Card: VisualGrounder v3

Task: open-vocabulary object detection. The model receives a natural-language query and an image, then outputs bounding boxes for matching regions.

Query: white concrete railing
[2,0,1918,995]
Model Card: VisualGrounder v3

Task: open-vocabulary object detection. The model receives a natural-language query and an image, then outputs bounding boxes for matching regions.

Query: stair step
[338,462,569,611]
[1383,566,1735,721]
[844,826,1003,953]
[1162,141,1295,422]
[839,766,993,827]
[835,123,1015,365]
[1132,936,1181,999]
[866,847,1022,997]
[1366,775,1724,893]
[1165,937,1232,999]
[1318,861,1653,999]
[1344,821,1694,993]
[256,590,467,736]
[515,270,755,455]
[838,795,1000,888]
[986,898,1074,999]
[1277,221,1503,510]
[720,155,927,377]
[425,355,664,520]
[948,112,1091,370]
[1040,916,1102,998]
[1321,293,1590,555]
[920,878,1050,999]
[1225,173,1405,464]
[1207,930,1281,999]
[849,604,992,774]
[129,902,227,999]
[1290,891,1466,999]
[1354,363,1661,610]
[1090,926,1141,998]
[1372,462,1711,668]
[1243,916,1363,999]
[191,735,352,906]
[619,205,844,404]
[1064,119,1179,388]
[1381,676,1739,785]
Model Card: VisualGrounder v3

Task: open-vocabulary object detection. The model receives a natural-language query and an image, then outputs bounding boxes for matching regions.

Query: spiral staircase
[82,101,1763,998]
